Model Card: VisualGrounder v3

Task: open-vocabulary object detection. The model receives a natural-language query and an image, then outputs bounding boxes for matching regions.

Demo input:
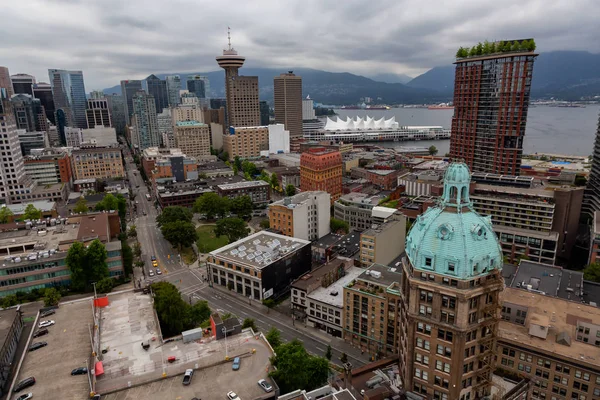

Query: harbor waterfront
[335,105,600,156]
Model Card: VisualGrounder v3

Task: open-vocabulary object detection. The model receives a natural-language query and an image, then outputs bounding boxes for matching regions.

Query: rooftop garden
[456,39,536,59]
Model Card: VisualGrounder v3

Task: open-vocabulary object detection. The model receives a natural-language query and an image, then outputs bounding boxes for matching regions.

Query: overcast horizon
[1,0,599,90]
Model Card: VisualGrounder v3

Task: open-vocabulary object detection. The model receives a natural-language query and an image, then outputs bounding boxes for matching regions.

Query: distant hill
[407,50,600,100]
[367,73,413,84]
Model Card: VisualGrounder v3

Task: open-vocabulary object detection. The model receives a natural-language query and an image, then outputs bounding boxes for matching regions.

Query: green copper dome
[405,163,503,279]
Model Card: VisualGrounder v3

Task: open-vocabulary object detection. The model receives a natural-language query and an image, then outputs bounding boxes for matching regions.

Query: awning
[95,361,104,376]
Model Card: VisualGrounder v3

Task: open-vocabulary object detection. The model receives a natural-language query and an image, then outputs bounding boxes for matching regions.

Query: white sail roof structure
[323,116,399,131]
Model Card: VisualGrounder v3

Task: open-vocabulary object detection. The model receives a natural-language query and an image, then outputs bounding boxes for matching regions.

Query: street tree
[584,262,600,283]
[214,218,250,243]
[0,206,13,224]
[285,184,296,197]
[260,219,270,229]
[325,344,332,361]
[340,352,348,364]
[96,277,114,293]
[161,221,199,249]
[270,173,279,188]
[121,241,133,275]
[95,193,119,211]
[193,192,230,219]
[428,145,438,156]
[188,300,211,326]
[269,340,330,393]
[230,196,253,219]
[265,327,282,349]
[330,218,349,234]
[156,206,193,227]
[73,197,88,214]
[23,204,42,220]
[43,288,61,307]
[242,318,258,332]
[128,225,137,238]
[151,282,189,336]
[234,156,242,171]
[86,239,109,283]
[66,241,87,291]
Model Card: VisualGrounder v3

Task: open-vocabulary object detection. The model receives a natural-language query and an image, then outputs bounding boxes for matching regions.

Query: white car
[38,320,55,328]
[15,393,33,400]
[148,270,155,277]
[257,379,273,392]
[226,392,239,400]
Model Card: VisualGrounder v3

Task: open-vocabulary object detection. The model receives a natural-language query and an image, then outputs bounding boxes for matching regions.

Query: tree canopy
[269,340,330,394]
[285,184,296,197]
[43,288,61,307]
[230,195,253,219]
[214,218,250,243]
[241,318,258,332]
[584,262,600,283]
[23,204,42,220]
[330,218,349,234]
[457,39,536,58]
[161,220,198,249]
[0,206,13,224]
[73,197,88,214]
[156,206,193,227]
[66,239,109,291]
[265,327,282,349]
[193,192,230,219]
[428,145,438,156]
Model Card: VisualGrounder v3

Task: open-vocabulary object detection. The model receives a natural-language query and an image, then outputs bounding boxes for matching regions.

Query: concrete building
[223,126,269,159]
[106,94,126,135]
[216,36,260,127]
[268,123,290,154]
[10,73,35,96]
[17,130,49,155]
[152,155,198,183]
[10,94,46,133]
[120,80,143,121]
[302,95,316,120]
[0,308,23,397]
[173,121,211,160]
[81,126,118,147]
[156,184,211,209]
[359,218,406,266]
[274,72,303,138]
[0,66,14,97]
[210,122,224,150]
[450,41,537,175]
[24,149,72,185]
[333,192,384,231]
[0,212,124,297]
[269,191,331,241]
[398,170,444,196]
[157,108,174,148]
[64,126,82,147]
[351,168,399,190]
[207,231,311,300]
[141,147,186,178]
[300,147,343,204]
[48,69,87,129]
[172,103,205,124]
[4,200,57,221]
[216,180,270,204]
[165,75,181,107]
[144,74,169,114]
[259,100,269,125]
[71,147,124,180]
[584,112,600,217]
[131,91,160,151]
[32,82,55,125]
[86,97,111,128]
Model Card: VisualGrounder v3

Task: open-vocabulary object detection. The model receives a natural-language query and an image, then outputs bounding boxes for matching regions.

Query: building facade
[17,130,49,155]
[186,75,207,99]
[173,121,211,160]
[449,41,537,175]
[216,180,270,204]
[274,72,303,138]
[32,82,55,125]
[48,69,87,129]
[71,147,124,180]
[86,97,111,128]
[584,112,600,218]
[359,218,406,266]
[120,80,143,121]
[24,150,72,185]
[223,126,269,159]
[300,147,342,204]
[0,67,14,97]
[145,74,169,114]
[10,73,35,96]
[10,94,46,133]
[165,75,181,107]
[131,91,160,151]
[0,309,23,396]
[106,94,126,135]
[333,192,382,231]
[157,108,174,148]
[269,191,331,241]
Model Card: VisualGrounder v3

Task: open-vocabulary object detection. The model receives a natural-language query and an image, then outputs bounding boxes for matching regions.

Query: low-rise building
[333,192,386,231]
[268,123,290,154]
[3,200,57,221]
[269,191,330,241]
[24,149,72,185]
[10,182,69,204]
[359,218,406,266]
[197,161,234,178]
[173,121,211,160]
[207,231,311,300]
[152,155,198,182]
[397,170,444,196]
[17,130,48,156]
[351,168,399,190]
[0,212,124,297]
[71,147,124,181]
[0,308,23,396]
[216,180,270,204]
[81,126,118,147]
[223,126,269,159]
[156,185,212,209]
[141,147,186,178]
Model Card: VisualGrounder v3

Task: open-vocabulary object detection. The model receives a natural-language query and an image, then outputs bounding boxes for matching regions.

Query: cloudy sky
[1,0,599,89]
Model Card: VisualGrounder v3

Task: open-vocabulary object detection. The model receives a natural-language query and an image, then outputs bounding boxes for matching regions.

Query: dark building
[33,82,55,125]
[86,98,111,128]
[11,74,35,96]
[186,76,206,99]
[120,80,143,122]
[145,74,169,114]
[10,94,46,132]
[207,231,312,300]
[259,100,270,126]
[48,69,87,129]
[449,39,537,175]
[106,94,126,135]
[0,308,23,397]
[210,98,226,110]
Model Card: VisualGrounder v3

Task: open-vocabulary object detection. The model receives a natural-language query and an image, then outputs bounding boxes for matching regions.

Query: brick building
[300,147,342,204]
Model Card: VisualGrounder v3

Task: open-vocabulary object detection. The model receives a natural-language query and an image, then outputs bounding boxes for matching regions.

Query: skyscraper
[274,72,303,138]
[165,75,181,107]
[33,82,55,125]
[10,94,46,132]
[216,30,260,127]
[120,80,143,122]
[106,94,126,135]
[11,74,36,96]
[186,75,206,99]
[145,74,169,114]
[0,67,13,98]
[449,39,537,175]
[259,101,270,126]
[86,98,111,128]
[131,91,160,150]
[48,69,87,129]
[583,112,600,217]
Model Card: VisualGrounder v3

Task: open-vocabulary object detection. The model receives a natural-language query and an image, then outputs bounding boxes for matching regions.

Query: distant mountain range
[103,51,600,104]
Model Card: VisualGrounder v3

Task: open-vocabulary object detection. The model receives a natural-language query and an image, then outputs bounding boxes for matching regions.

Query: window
[502,348,516,357]
[417,323,432,335]
[438,329,453,342]
[425,257,432,267]
[436,344,452,358]
[441,296,456,309]
[419,305,433,316]
[415,353,429,365]
[448,262,455,273]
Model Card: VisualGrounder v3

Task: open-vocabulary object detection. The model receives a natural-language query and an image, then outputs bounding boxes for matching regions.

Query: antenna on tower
[227,27,232,50]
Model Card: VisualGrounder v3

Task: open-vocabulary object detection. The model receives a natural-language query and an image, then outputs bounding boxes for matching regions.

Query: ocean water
[335,105,600,156]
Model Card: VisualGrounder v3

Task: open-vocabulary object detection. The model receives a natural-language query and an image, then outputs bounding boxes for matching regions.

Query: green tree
[214,218,250,243]
[584,262,600,283]
[43,288,61,306]
[95,277,114,294]
[0,295,18,308]
[340,352,348,364]
[428,145,438,156]
[234,156,242,171]
[218,151,229,162]
[156,206,193,227]
[121,241,133,276]
[330,218,349,234]
[232,165,238,175]
[73,197,88,214]
[265,327,282,349]
[270,173,279,188]
[230,196,253,219]
[285,184,296,197]
[193,192,230,219]
[151,282,189,336]
[188,300,211,326]
[132,242,142,258]
[260,219,270,229]
[66,241,87,291]
[86,239,109,283]
[161,221,199,249]
[325,344,332,361]
[241,160,258,177]
[95,193,119,211]
[242,318,258,332]
[0,206,13,224]
[128,225,137,238]
[574,175,587,187]
[23,204,42,220]
[269,340,330,393]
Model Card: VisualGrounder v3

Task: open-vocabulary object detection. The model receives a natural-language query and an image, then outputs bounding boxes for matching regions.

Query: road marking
[315,346,325,352]
[256,318,266,324]
[297,338,304,342]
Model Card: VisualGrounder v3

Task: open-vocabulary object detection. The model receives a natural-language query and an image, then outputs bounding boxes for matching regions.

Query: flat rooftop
[355,263,403,288]
[498,287,600,369]
[308,266,364,308]
[216,180,270,190]
[312,232,344,250]
[5,200,56,214]
[271,191,329,208]
[292,258,349,291]
[211,231,310,270]
[14,299,93,400]
[0,309,20,349]
[338,192,383,206]
[509,261,583,299]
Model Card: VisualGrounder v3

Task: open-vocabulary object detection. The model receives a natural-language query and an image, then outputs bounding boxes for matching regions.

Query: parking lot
[101,332,274,400]
[13,300,93,400]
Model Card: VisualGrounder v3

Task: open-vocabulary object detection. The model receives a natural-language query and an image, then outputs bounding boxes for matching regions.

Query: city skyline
[1,0,598,89]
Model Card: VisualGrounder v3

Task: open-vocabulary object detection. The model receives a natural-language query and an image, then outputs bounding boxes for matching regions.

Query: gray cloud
[0,0,599,89]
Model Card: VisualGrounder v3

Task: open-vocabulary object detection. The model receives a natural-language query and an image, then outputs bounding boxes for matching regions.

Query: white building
[157,108,174,148]
[65,127,83,147]
[81,126,118,147]
[269,191,330,241]
[302,96,316,120]
[267,123,290,155]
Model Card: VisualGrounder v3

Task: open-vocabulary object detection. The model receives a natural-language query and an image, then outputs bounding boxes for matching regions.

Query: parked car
[257,379,273,393]
[155,268,162,275]
[14,393,32,400]
[232,357,240,371]
[13,377,35,392]
[38,320,54,328]
[40,310,55,318]
[71,367,88,376]
[226,392,239,400]
[32,328,48,338]
[182,369,193,385]
[148,270,154,277]
[28,342,47,352]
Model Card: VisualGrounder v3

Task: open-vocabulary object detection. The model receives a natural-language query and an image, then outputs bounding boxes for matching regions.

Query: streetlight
[91,282,97,300]
[222,326,228,360]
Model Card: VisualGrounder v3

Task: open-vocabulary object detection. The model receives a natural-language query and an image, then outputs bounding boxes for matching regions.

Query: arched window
[449,186,457,202]
[461,186,468,203]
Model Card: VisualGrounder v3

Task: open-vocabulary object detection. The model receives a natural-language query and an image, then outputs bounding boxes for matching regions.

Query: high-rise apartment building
[145,74,169,114]
[186,75,207,99]
[33,82,55,125]
[157,108,174,148]
[106,94,126,135]
[0,67,13,97]
[216,33,260,127]
[10,94,46,133]
[172,103,204,125]
[48,69,87,129]
[86,98,111,128]
[269,191,331,241]
[449,40,537,175]
[583,112,600,217]
[300,147,342,204]
[165,75,181,107]
[274,72,303,138]
[131,91,160,151]
[11,74,35,96]
[120,80,143,122]
[173,121,211,160]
